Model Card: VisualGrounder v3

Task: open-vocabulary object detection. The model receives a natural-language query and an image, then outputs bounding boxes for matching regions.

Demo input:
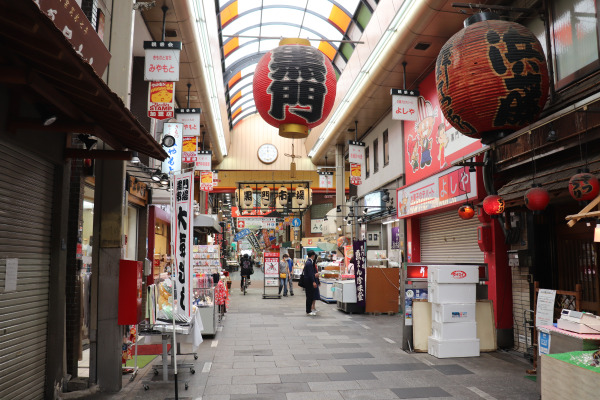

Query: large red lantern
[458,204,475,220]
[568,171,600,201]
[483,195,505,216]
[436,13,549,144]
[253,38,337,138]
[524,185,550,211]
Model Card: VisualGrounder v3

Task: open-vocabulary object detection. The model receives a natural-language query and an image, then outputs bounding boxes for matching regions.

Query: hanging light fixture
[160,173,170,186]
[568,169,600,202]
[525,184,550,212]
[276,186,288,212]
[482,194,505,217]
[242,185,253,210]
[458,204,475,220]
[260,186,271,210]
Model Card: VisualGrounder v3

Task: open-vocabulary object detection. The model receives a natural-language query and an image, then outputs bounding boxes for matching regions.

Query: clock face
[257,143,278,164]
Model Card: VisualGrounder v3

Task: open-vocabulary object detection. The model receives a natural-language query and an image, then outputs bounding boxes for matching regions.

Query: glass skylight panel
[263,0,301,7]
[259,38,280,52]
[225,42,259,68]
[222,10,262,36]
[233,107,257,126]
[306,0,333,17]
[262,8,305,24]
[229,74,254,96]
[303,13,342,38]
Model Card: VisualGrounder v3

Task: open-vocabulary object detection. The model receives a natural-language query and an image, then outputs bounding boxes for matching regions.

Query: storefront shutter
[0,140,54,399]
[420,210,484,264]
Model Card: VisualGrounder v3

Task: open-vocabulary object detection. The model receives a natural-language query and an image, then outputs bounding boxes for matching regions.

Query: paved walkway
[79,271,540,400]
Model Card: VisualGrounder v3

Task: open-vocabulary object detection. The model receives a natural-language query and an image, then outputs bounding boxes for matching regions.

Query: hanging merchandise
[435,13,549,144]
[276,186,288,212]
[253,38,337,138]
[458,204,475,220]
[482,194,505,216]
[568,171,600,202]
[525,185,550,212]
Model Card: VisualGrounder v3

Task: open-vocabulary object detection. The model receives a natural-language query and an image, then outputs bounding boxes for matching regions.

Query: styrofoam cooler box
[431,320,477,340]
[428,336,480,358]
[432,302,476,323]
[428,282,476,303]
[427,265,479,284]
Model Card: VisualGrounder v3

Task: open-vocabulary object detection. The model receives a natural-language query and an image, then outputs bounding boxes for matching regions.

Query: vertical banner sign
[173,172,194,319]
[162,122,183,174]
[390,89,420,121]
[391,227,400,249]
[319,171,333,188]
[344,245,352,274]
[212,170,219,187]
[182,136,197,163]
[195,150,212,171]
[200,171,213,191]
[148,81,175,120]
[350,163,362,185]
[143,41,182,81]
[353,240,366,306]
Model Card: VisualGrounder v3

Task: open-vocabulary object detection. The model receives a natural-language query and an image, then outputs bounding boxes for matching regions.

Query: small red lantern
[568,171,600,202]
[458,204,475,220]
[483,195,505,216]
[253,38,337,139]
[436,13,549,144]
[524,185,550,211]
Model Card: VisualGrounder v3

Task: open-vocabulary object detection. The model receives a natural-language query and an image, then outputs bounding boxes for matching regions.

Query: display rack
[192,245,220,335]
[317,261,341,303]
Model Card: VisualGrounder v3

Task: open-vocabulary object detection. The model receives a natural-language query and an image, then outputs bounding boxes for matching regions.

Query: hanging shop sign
[194,150,212,171]
[404,71,482,186]
[173,171,193,319]
[350,163,362,185]
[237,218,277,230]
[148,81,175,120]
[234,228,251,242]
[391,227,400,249]
[175,108,201,136]
[200,171,213,191]
[348,141,365,164]
[161,122,183,175]
[397,165,478,218]
[310,219,324,234]
[212,170,219,187]
[37,0,112,76]
[390,89,420,121]
[127,175,148,207]
[353,240,366,306]
[319,172,333,188]
[182,136,197,163]
[143,41,182,81]
[253,38,337,139]
[231,206,275,217]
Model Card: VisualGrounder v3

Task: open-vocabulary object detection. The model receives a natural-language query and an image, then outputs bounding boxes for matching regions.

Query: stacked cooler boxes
[428,265,480,358]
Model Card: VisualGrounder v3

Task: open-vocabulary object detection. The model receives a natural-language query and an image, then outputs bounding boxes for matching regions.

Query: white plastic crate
[427,265,479,284]
[428,282,476,303]
[428,336,480,358]
[431,320,477,340]
[432,302,476,323]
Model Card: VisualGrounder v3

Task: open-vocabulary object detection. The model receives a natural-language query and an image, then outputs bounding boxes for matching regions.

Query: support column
[335,144,345,235]
[90,0,135,392]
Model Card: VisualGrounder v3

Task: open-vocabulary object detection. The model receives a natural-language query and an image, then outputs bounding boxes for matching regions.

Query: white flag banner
[173,172,194,319]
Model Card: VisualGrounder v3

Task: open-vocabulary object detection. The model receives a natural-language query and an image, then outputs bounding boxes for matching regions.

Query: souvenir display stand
[192,245,220,335]
[318,261,341,303]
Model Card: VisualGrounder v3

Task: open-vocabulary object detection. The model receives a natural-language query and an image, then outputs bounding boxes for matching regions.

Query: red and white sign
[148,81,175,120]
[182,137,197,163]
[319,174,333,188]
[172,172,194,318]
[200,171,213,191]
[144,41,182,82]
[404,71,482,186]
[231,206,274,217]
[237,220,245,229]
[392,94,418,121]
[397,165,478,218]
[350,163,362,185]
[348,141,365,164]
[451,270,467,279]
[263,252,280,278]
[195,153,212,171]
[176,109,201,137]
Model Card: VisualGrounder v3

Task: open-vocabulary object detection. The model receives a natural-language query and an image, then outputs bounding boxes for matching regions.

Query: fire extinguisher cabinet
[118,260,144,325]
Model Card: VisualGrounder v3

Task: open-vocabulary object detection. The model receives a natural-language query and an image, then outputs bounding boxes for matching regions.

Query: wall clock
[257,143,278,164]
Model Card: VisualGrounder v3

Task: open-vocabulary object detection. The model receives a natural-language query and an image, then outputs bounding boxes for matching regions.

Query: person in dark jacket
[303,251,319,315]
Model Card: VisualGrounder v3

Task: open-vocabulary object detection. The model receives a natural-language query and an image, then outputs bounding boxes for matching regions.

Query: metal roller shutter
[420,210,484,264]
[0,140,54,400]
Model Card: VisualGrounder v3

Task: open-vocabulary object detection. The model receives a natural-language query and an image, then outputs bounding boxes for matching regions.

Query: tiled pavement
[78,272,540,400]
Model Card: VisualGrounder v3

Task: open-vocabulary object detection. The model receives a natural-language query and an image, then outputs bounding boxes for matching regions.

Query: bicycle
[241,275,251,295]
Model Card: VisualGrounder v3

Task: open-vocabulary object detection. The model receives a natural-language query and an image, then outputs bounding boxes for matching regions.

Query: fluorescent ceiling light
[83,200,94,209]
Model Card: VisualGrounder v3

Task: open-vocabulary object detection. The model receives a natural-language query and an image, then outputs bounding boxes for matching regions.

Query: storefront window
[373,138,379,173]
[383,130,389,166]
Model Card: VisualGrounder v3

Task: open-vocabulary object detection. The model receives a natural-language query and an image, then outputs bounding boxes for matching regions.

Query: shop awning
[498,155,600,205]
[0,1,167,161]
[193,214,221,234]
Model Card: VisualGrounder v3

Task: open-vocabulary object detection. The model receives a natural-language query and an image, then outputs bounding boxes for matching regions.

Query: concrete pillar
[335,144,345,235]
[89,0,135,392]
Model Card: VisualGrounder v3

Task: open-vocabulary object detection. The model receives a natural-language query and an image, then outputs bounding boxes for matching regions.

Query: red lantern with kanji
[458,204,475,220]
[435,13,549,144]
[524,185,550,211]
[253,38,337,139]
[483,195,505,216]
[568,171,600,201]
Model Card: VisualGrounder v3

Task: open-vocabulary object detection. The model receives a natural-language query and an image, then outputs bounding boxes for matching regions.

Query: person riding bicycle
[240,254,254,292]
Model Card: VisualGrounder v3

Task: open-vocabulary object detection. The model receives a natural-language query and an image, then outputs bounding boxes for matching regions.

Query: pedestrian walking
[286,254,294,296]
[303,251,319,315]
[278,254,289,296]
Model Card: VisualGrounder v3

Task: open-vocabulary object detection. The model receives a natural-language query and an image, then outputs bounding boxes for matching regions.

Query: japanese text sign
[319,172,333,188]
[175,108,201,137]
[263,252,280,278]
[353,240,366,306]
[38,0,111,76]
[348,141,365,165]
[403,71,482,185]
[350,163,362,186]
[148,81,175,120]
[161,122,183,174]
[397,165,477,218]
[182,137,197,163]
[390,89,419,121]
[144,41,182,81]
[173,172,194,318]
[234,228,250,242]
[200,171,213,191]
[195,151,212,171]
